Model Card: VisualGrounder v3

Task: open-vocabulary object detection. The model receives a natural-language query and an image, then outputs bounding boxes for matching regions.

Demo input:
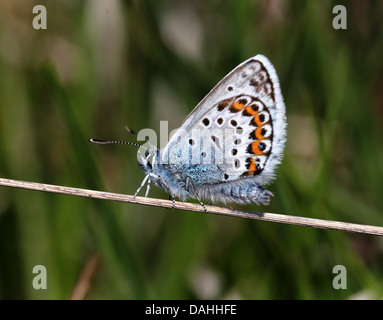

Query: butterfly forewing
[161,55,286,187]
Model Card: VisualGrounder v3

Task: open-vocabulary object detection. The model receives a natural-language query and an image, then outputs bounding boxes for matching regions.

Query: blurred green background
[0,0,383,300]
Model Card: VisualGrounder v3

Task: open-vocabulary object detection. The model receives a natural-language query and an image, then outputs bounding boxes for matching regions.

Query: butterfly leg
[134,174,150,198]
[185,177,207,213]
[144,175,152,198]
[168,194,176,209]
[196,198,207,213]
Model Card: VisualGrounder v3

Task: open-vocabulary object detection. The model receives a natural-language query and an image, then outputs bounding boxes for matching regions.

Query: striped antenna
[89,126,156,153]
[89,138,146,150]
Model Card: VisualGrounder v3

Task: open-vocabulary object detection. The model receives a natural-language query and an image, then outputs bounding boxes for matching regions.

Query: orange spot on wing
[247,158,260,175]
[253,113,263,127]
[255,125,265,140]
[251,141,265,155]
[231,102,245,112]
[245,106,257,116]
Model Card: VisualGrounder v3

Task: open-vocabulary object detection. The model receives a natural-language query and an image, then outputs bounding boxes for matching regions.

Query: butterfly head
[137,147,159,174]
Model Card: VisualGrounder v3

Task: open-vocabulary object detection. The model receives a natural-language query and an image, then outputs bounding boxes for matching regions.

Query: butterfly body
[136,54,286,206]
[140,161,273,205]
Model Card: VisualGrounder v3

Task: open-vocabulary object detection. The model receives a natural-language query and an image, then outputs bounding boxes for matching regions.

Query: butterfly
[91,55,286,209]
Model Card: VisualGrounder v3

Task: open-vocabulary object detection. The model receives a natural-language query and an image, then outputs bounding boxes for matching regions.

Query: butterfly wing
[161,55,286,187]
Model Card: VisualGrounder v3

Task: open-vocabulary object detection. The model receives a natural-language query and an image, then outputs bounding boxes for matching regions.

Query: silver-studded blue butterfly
[91,55,286,209]
[135,55,286,207]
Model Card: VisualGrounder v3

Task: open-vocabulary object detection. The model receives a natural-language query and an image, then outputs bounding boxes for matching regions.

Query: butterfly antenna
[124,125,137,135]
[124,125,155,150]
[89,138,147,150]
